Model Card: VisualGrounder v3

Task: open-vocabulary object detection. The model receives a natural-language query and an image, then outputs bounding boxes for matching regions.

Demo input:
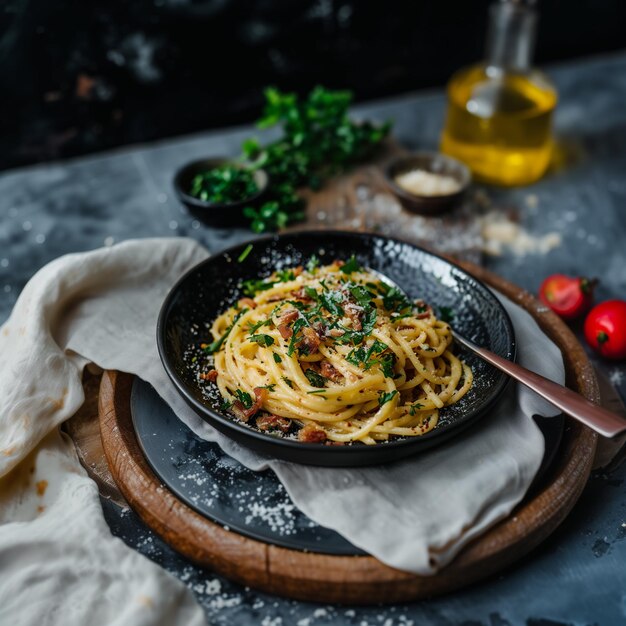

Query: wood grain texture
[96,261,598,604]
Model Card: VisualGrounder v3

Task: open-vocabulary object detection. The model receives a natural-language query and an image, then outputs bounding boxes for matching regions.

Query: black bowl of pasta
[157,231,515,467]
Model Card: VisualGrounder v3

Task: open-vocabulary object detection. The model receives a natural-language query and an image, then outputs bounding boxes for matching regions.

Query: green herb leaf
[341,254,361,274]
[219,398,233,412]
[287,318,307,356]
[281,376,294,388]
[379,353,396,378]
[249,334,275,347]
[248,319,271,333]
[408,402,424,416]
[319,291,344,317]
[439,306,455,323]
[382,287,412,313]
[378,390,398,407]
[276,269,296,282]
[307,255,319,272]
[361,307,377,335]
[204,309,248,354]
[234,389,253,409]
[304,286,319,301]
[304,369,327,388]
[242,278,276,297]
[238,244,253,262]
[189,165,259,205]
[349,285,373,308]
[273,353,282,363]
[258,383,276,392]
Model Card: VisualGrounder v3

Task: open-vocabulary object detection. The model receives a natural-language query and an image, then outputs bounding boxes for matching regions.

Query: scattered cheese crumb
[480,211,561,256]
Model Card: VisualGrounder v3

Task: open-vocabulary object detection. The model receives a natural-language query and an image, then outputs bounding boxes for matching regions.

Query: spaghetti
[201,257,473,445]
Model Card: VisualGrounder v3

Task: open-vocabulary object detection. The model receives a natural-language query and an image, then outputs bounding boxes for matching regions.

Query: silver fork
[452,331,626,439]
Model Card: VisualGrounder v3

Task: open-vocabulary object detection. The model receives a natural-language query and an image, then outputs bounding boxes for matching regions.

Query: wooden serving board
[67,258,599,604]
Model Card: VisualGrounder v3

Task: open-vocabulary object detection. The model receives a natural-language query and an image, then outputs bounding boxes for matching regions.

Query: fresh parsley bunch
[242,86,391,232]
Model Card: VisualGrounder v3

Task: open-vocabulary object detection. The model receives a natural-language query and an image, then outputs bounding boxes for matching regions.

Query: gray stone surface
[1,51,626,625]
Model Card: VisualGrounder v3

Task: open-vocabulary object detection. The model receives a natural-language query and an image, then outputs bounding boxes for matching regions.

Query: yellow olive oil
[441,1,557,186]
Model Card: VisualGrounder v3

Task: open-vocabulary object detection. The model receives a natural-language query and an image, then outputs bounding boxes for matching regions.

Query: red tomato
[539,274,596,320]
[584,300,626,360]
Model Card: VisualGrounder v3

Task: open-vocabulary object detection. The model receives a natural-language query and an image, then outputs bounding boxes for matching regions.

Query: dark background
[2,0,625,171]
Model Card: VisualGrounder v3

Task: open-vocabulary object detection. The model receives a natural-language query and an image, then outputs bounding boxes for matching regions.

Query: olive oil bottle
[440,0,557,186]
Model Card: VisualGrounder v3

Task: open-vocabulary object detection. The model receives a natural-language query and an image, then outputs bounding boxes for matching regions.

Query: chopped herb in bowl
[189,165,259,205]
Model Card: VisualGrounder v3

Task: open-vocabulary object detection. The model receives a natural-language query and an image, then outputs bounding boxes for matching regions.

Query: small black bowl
[157,231,515,467]
[384,152,471,215]
[173,158,269,228]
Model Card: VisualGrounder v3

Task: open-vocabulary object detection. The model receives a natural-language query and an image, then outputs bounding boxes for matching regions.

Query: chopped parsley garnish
[248,319,271,333]
[361,307,377,334]
[408,402,424,416]
[304,369,327,388]
[204,308,248,354]
[281,376,294,388]
[276,269,296,282]
[258,383,276,392]
[303,286,318,301]
[382,286,412,313]
[439,306,455,323]
[319,290,344,317]
[249,334,275,347]
[273,353,282,363]
[307,389,327,397]
[378,390,398,407]
[349,284,373,308]
[238,243,253,262]
[234,389,253,409]
[379,353,396,378]
[307,255,319,272]
[346,340,388,371]
[287,318,307,356]
[242,278,276,297]
[219,399,233,411]
[340,254,361,274]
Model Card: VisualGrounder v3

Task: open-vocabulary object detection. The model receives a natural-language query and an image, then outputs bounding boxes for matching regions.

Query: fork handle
[454,334,626,439]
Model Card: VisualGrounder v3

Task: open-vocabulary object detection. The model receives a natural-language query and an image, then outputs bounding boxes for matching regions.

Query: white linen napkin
[0,238,563,623]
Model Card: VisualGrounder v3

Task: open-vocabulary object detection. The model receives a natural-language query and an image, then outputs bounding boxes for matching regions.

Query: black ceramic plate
[131,378,563,554]
[157,231,516,466]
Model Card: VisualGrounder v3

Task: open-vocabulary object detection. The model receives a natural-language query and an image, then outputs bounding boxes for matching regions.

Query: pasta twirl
[202,258,473,445]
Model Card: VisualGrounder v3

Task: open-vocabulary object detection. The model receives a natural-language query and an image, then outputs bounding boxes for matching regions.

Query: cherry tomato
[539,274,596,320]
[584,300,626,360]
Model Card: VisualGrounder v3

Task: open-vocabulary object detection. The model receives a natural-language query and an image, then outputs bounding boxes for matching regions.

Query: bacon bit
[320,361,342,382]
[414,299,430,309]
[312,321,327,337]
[293,265,303,276]
[278,324,293,340]
[238,297,257,309]
[416,311,431,320]
[300,326,321,355]
[232,387,268,421]
[344,303,363,330]
[279,309,299,325]
[256,414,292,433]
[200,369,219,382]
[329,328,343,337]
[298,423,327,443]
[291,288,314,303]
[333,259,345,267]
